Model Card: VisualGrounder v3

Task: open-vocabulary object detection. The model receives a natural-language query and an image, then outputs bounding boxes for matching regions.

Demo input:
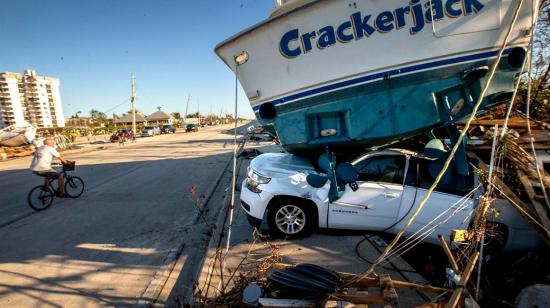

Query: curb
[184,138,248,304]
[191,153,234,225]
[187,156,245,304]
[138,148,238,307]
[137,244,187,307]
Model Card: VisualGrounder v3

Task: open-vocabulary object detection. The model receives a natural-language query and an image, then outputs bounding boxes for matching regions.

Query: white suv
[240,149,540,251]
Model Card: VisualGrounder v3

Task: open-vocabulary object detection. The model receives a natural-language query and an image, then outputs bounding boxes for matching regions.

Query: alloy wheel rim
[275,205,306,235]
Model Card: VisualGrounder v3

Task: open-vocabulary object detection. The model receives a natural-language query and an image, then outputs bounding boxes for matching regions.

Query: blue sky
[0,0,275,118]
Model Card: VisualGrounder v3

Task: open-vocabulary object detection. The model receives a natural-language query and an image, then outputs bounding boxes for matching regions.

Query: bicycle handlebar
[52,160,76,171]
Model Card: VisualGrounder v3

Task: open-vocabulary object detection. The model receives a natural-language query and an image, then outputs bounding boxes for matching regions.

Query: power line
[102,98,131,114]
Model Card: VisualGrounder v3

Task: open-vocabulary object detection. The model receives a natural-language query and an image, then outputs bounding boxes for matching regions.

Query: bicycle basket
[63,160,76,171]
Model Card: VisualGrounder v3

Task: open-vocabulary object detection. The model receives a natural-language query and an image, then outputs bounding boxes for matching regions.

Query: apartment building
[0,70,65,128]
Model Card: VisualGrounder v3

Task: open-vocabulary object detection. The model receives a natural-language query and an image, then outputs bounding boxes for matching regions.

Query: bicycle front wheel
[65,176,85,198]
[28,186,54,211]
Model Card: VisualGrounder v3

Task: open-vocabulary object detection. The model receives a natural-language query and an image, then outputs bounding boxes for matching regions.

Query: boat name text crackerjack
[279,0,485,58]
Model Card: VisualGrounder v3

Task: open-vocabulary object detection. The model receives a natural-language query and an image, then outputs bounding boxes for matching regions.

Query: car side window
[355,155,406,184]
[404,157,418,186]
[416,158,475,196]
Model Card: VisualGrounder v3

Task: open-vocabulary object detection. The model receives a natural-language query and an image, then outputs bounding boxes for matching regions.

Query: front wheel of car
[267,198,314,239]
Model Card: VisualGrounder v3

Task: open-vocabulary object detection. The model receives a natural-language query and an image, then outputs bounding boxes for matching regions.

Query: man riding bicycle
[30,137,69,197]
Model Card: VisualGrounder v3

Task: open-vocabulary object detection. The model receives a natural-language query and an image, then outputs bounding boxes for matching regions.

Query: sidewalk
[193,143,432,307]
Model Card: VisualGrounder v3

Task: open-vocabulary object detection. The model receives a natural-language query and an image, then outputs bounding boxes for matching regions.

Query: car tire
[267,198,314,239]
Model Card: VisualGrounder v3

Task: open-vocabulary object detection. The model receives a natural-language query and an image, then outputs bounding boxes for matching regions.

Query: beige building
[0,70,65,128]
[114,111,147,126]
[146,107,174,125]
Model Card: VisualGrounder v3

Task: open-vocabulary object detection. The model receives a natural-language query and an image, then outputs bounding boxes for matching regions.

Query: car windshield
[144,126,154,129]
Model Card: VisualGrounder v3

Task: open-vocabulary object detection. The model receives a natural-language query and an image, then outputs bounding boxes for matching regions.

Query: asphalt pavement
[0,124,244,307]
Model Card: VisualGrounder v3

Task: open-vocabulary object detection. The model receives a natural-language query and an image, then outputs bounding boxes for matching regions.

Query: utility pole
[131,74,137,134]
[197,100,201,125]
[209,104,213,123]
[183,94,191,124]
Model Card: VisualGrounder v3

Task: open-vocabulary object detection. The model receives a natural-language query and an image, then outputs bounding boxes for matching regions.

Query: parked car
[185,124,198,132]
[141,126,160,137]
[160,124,176,134]
[240,149,540,251]
[110,129,134,142]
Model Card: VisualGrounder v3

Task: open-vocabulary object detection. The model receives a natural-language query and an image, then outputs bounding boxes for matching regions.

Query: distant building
[146,107,174,125]
[0,70,65,128]
[115,111,147,126]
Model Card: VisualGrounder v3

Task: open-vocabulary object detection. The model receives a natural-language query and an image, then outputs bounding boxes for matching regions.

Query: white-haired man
[30,137,68,196]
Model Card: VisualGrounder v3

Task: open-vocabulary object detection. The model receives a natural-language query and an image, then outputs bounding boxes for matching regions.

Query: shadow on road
[0,151,232,306]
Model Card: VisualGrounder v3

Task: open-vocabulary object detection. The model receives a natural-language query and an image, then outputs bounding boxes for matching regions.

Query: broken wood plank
[463,118,537,128]
[517,136,550,144]
[324,300,356,308]
[380,274,399,308]
[438,235,459,273]
[468,144,550,151]
[337,293,384,305]
[466,152,550,245]
[258,298,317,307]
[445,251,479,308]
[417,302,448,308]
[503,135,550,190]
[517,169,550,239]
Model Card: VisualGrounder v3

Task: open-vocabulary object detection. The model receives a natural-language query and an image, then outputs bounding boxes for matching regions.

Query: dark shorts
[33,171,59,179]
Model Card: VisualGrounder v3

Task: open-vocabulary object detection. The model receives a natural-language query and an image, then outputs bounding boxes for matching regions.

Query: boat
[0,123,37,147]
[216,0,539,156]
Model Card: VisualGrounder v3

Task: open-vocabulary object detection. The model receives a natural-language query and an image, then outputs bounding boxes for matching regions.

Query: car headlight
[247,168,271,184]
[246,168,271,193]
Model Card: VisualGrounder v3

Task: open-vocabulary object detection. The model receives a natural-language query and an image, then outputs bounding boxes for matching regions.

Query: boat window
[355,155,406,185]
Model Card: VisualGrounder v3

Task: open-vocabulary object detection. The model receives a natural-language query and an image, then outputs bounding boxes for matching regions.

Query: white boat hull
[0,125,37,147]
[217,0,538,108]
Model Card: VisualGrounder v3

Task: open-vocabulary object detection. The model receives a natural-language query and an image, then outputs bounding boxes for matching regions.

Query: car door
[395,157,475,245]
[328,154,408,231]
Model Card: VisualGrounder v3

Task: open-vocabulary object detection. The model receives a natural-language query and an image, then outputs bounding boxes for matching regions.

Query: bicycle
[27,161,85,211]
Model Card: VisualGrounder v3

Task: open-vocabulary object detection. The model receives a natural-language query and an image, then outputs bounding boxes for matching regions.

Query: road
[0,124,242,307]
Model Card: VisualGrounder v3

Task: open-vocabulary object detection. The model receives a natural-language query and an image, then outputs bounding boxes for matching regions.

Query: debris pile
[463,116,550,150]
[201,255,452,307]
[0,134,73,161]
[0,144,36,160]
[197,236,282,306]
[463,116,550,244]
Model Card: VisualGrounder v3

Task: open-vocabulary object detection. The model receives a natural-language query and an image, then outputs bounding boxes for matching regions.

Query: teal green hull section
[256,50,524,156]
